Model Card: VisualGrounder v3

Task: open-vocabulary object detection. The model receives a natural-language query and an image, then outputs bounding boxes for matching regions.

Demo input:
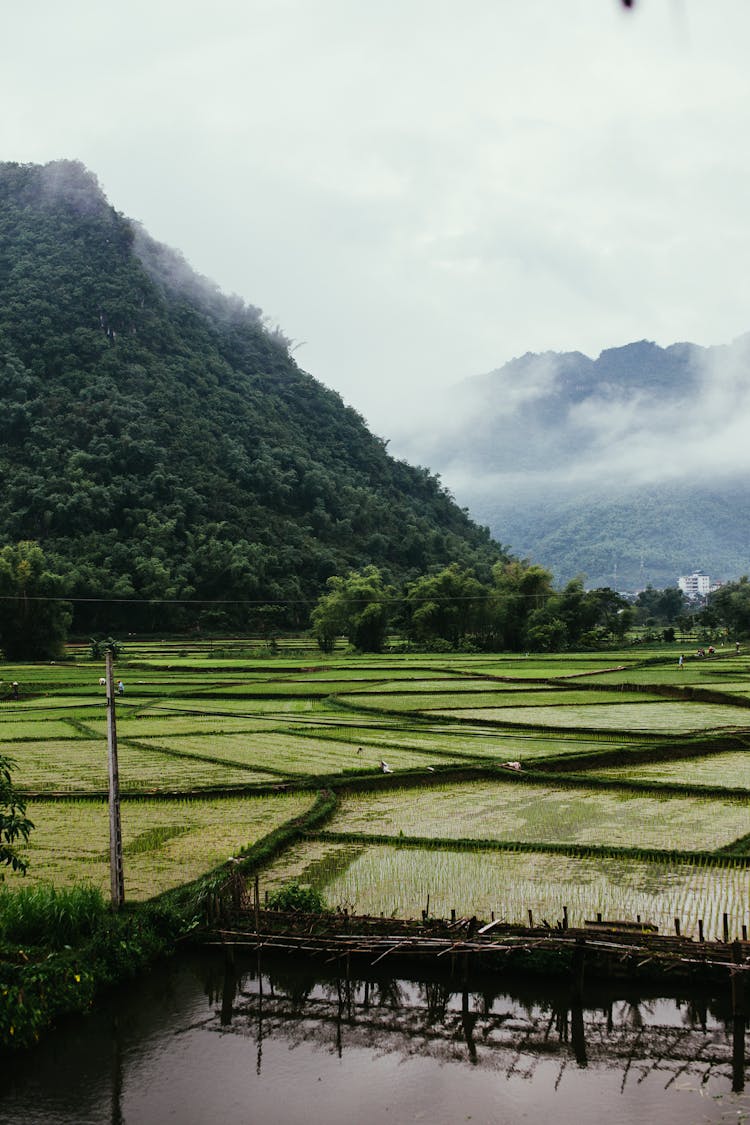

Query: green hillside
[470,483,750,591]
[0,160,502,632]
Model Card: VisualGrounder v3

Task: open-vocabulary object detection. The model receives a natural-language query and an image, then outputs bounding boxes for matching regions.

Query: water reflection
[207,955,745,1087]
[1,952,749,1125]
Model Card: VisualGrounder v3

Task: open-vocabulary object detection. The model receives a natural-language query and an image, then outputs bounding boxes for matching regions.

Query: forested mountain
[396,337,750,590]
[0,160,502,633]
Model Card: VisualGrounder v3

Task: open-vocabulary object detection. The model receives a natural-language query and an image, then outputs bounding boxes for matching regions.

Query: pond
[1,952,748,1125]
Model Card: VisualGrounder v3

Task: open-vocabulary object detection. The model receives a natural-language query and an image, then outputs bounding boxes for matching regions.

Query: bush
[266,882,327,913]
[0,900,184,1050]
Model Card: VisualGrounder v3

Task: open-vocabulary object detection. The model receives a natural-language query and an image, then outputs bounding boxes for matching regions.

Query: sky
[2,0,750,441]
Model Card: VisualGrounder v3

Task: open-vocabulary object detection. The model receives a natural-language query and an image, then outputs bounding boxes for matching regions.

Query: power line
[0,590,572,607]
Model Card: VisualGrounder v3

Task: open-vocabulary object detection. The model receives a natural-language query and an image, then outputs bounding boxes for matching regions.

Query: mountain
[393,337,750,590]
[0,160,502,632]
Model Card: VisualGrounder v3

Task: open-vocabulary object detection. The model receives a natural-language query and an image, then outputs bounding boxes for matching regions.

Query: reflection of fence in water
[205,965,746,1092]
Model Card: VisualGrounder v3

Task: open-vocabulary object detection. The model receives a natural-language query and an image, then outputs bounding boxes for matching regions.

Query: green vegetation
[0,900,182,1050]
[0,159,501,638]
[311,566,394,652]
[0,883,106,948]
[2,639,750,1049]
[0,542,71,659]
[0,751,33,875]
[267,881,327,913]
[308,562,632,653]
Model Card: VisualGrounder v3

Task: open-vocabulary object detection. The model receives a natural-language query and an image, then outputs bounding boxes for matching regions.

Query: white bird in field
[379,760,393,774]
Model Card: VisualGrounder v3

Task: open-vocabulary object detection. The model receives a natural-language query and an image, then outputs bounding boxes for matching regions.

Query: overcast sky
[2,0,750,438]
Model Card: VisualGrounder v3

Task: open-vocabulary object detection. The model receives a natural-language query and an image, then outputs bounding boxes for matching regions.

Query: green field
[260,841,749,941]
[325,780,750,851]
[18,793,314,899]
[3,642,750,939]
[593,750,750,790]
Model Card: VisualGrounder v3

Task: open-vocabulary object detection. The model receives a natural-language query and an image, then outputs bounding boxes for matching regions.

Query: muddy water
[1,952,748,1125]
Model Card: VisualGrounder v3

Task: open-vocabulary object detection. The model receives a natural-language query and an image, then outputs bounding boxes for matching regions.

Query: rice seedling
[434,701,750,734]
[150,697,324,715]
[80,714,280,738]
[3,641,747,930]
[8,793,315,899]
[139,732,440,776]
[0,720,85,741]
[327,781,750,852]
[290,724,620,765]
[592,751,750,791]
[12,737,282,794]
[261,842,750,941]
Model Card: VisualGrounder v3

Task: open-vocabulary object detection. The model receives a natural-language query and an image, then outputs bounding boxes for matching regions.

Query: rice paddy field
[19,793,314,899]
[261,841,750,941]
[3,639,750,939]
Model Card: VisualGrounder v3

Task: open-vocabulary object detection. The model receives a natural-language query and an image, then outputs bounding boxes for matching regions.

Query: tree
[708,577,750,638]
[0,753,33,876]
[310,566,394,653]
[0,542,72,660]
[89,636,124,660]
[404,565,488,647]
[488,561,555,650]
[634,585,686,625]
[656,587,687,624]
[525,615,568,652]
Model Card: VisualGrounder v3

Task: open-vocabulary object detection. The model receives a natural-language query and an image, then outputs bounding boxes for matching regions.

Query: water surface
[1,952,747,1125]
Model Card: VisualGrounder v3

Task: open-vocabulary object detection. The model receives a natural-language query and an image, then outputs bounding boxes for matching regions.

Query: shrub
[267,881,327,913]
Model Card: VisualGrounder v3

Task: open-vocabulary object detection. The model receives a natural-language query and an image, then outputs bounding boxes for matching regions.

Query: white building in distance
[678,572,711,598]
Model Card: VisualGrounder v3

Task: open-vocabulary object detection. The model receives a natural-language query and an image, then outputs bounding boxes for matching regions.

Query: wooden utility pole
[106,649,125,907]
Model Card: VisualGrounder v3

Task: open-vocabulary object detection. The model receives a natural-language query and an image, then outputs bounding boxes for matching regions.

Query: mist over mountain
[392,336,750,590]
[0,160,502,633]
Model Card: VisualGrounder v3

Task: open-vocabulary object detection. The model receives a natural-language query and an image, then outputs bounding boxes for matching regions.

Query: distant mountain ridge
[0,160,502,633]
[398,335,750,590]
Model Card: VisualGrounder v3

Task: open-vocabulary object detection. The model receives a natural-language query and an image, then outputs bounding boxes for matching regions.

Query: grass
[0,883,107,948]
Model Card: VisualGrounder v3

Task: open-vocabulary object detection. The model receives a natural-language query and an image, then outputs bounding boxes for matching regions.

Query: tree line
[3,542,750,661]
[311,563,632,653]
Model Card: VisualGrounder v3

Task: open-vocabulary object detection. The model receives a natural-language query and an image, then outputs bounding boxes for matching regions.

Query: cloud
[421,333,750,501]
[3,1,750,438]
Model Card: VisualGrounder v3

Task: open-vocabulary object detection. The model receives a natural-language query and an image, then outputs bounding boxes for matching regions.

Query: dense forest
[0,160,503,635]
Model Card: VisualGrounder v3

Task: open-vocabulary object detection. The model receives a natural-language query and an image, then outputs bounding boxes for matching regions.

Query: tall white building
[678,571,711,598]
